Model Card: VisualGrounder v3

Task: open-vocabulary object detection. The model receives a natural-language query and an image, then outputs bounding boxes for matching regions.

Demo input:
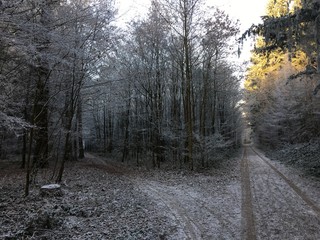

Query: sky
[115,0,268,31]
[211,0,268,32]
[115,0,269,62]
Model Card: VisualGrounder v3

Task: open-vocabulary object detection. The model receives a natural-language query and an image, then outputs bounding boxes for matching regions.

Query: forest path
[84,150,320,239]
[85,152,242,239]
[242,146,320,240]
[134,177,241,239]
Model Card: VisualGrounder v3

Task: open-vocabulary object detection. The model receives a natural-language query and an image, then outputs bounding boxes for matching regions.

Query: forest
[242,0,320,176]
[0,0,242,194]
[0,0,319,193]
[1,0,320,239]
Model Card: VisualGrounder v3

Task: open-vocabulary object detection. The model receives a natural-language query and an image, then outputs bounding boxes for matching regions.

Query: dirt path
[84,151,320,239]
[241,147,257,240]
[135,177,241,240]
[244,146,320,240]
[84,153,242,239]
[136,180,203,239]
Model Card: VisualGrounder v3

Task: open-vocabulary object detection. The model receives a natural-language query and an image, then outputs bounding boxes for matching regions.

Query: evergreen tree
[243,0,314,146]
[266,0,289,17]
[245,0,307,92]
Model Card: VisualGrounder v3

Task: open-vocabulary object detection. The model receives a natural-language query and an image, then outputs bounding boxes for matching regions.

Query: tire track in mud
[176,188,235,236]
[84,154,203,239]
[251,147,320,217]
[241,147,257,240]
[247,147,320,239]
[140,180,239,239]
[136,180,203,240]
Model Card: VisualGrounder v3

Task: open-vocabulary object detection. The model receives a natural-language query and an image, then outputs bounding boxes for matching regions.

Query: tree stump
[40,184,63,197]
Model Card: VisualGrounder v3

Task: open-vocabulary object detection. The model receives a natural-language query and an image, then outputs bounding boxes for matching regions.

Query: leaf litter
[1,149,320,239]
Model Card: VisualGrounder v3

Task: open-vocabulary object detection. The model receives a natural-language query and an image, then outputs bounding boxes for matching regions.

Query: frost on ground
[247,147,320,240]
[1,148,320,240]
[0,154,241,240]
[134,162,242,239]
[0,163,168,239]
[263,140,320,207]
[265,139,320,177]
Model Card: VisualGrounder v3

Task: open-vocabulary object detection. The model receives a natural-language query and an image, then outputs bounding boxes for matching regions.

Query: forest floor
[0,146,320,239]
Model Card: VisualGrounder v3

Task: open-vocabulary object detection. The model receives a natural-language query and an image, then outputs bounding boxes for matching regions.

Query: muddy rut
[87,148,320,239]
[242,146,320,240]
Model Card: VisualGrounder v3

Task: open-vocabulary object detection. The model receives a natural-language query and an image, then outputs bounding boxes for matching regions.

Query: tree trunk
[77,97,85,159]
[182,0,194,170]
[122,97,131,163]
[25,127,34,197]
[107,110,113,153]
[56,118,72,183]
[21,130,27,169]
[32,70,49,169]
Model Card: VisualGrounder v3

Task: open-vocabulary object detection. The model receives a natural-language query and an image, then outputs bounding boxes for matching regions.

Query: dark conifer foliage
[242,0,320,149]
